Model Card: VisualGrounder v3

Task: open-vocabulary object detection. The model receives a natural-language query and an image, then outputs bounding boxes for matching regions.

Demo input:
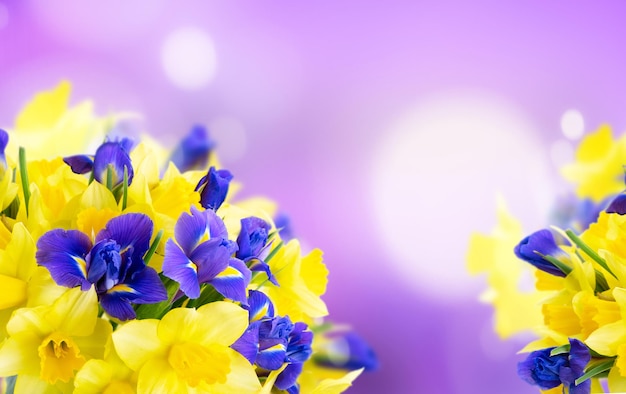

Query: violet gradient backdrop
[2,1,626,393]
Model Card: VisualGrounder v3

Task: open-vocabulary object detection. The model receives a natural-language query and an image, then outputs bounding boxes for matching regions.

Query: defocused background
[2,1,626,392]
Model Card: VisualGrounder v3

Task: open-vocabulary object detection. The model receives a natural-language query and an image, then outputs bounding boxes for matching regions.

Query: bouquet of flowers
[468,125,626,393]
[0,82,377,393]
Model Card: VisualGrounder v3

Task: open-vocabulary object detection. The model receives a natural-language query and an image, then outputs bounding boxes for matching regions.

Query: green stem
[566,229,617,279]
[18,147,30,215]
[122,165,128,210]
[144,229,164,264]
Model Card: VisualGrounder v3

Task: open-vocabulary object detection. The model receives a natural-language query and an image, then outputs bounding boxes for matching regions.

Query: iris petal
[275,363,303,391]
[210,258,251,305]
[236,217,270,260]
[163,239,201,299]
[231,321,260,364]
[93,141,134,186]
[99,292,137,321]
[607,194,626,215]
[36,229,92,290]
[122,266,168,304]
[174,206,228,256]
[63,155,94,175]
[246,290,275,322]
[190,238,232,284]
[197,167,233,211]
[256,339,287,370]
[96,213,153,264]
[169,125,215,172]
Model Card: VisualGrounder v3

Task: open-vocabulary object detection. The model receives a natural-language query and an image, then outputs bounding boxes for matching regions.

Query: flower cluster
[468,125,626,393]
[0,82,377,393]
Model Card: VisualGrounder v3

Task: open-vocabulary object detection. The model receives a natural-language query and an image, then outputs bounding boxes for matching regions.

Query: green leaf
[106,164,114,191]
[18,147,30,215]
[550,344,570,356]
[566,229,617,279]
[122,165,128,211]
[144,229,164,265]
[264,241,283,264]
[575,358,615,386]
[134,275,180,319]
[540,254,572,276]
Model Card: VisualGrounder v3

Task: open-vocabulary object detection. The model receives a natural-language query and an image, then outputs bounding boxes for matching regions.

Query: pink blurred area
[3,1,626,392]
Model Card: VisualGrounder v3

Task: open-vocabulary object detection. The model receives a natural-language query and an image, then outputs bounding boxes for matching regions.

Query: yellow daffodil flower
[258,239,329,322]
[0,287,111,393]
[561,125,626,202]
[112,301,261,393]
[467,198,548,338]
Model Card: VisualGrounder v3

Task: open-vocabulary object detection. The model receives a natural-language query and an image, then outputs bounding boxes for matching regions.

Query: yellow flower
[561,124,626,202]
[258,239,329,322]
[466,198,547,338]
[297,363,363,394]
[0,287,111,393]
[6,81,113,162]
[112,301,261,393]
[0,223,64,340]
[74,343,136,394]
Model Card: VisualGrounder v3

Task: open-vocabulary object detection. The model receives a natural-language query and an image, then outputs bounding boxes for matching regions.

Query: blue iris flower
[514,229,570,277]
[64,137,134,187]
[169,125,215,172]
[231,290,313,394]
[518,338,590,394]
[236,217,278,285]
[313,330,379,371]
[196,166,233,211]
[0,129,8,175]
[36,213,167,321]
[162,206,251,304]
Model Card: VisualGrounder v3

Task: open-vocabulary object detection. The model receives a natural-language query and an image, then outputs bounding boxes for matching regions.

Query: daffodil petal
[158,301,248,347]
[137,358,183,394]
[0,274,27,309]
[113,319,163,371]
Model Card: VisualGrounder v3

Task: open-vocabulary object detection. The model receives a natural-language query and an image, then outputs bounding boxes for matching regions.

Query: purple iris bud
[607,194,626,215]
[0,129,8,173]
[314,331,379,371]
[514,229,569,277]
[64,154,95,174]
[196,166,233,211]
[93,140,134,187]
[163,206,250,303]
[36,213,167,321]
[285,322,313,363]
[518,338,590,394]
[236,217,278,285]
[169,125,215,172]
[237,217,271,260]
[274,212,294,242]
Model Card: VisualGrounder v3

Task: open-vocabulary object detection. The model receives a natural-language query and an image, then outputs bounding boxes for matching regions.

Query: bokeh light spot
[161,27,218,91]
[560,109,585,140]
[370,92,552,301]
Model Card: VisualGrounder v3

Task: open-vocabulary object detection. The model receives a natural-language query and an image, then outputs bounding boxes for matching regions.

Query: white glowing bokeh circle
[209,117,247,163]
[161,27,218,90]
[0,3,8,29]
[370,93,552,301]
[560,109,585,140]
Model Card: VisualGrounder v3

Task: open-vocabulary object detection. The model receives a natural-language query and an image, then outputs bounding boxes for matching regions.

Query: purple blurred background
[2,1,626,392]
